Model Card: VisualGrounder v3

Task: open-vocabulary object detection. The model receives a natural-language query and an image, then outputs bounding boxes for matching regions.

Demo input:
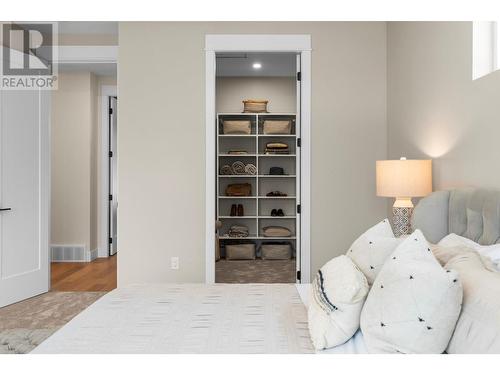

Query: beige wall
[51,72,116,253]
[51,72,94,249]
[118,22,388,285]
[387,22,500,190]
[216,77,296,113]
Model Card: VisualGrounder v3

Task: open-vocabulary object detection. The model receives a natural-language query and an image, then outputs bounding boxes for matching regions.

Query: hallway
[51,256,117,292]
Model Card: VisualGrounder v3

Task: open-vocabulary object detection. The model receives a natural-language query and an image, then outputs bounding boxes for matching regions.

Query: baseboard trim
[51,245,98,262]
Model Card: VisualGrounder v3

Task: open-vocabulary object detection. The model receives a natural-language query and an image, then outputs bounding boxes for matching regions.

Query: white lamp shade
[376,159,432,198]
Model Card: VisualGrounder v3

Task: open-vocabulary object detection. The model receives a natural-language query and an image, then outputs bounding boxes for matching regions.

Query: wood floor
[51,255,117,292]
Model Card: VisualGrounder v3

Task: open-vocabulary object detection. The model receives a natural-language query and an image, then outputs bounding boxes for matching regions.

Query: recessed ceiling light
[252,62,262,69]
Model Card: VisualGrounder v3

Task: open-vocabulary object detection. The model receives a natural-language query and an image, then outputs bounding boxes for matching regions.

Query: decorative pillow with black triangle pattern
[360,229,463,353]
[346,219,402,285]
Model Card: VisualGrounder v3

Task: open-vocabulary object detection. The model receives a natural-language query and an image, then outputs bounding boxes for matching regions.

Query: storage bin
[260,243,292,260]
[263,120,291,134]
[225,183,252,196]
[243,99,268,113]
[226,243,256,260]
[223,120,251,135]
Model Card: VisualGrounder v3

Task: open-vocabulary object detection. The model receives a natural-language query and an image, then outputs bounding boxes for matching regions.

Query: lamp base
[392,206,413,237]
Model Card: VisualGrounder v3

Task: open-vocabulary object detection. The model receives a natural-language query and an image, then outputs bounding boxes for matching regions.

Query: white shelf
[218,175,257,178]
[258,196,296,199]
[258,134,296,137]
[218,134,256,137]
[218,196,257,199]
[219,153,257,157]
[258,154,296,157]
[258,175,296,178]
[259,216,296,219]
[216,112,299,250]
[220,236,297,240]
[219,216,257,219]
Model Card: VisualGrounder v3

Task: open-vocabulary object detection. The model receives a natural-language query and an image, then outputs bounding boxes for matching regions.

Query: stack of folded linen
[265,142,289,154]
[227,225,249,238]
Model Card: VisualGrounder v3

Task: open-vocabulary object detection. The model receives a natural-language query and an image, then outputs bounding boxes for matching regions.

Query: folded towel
[231,161,246,175]
[244,163,257,175]
[220,165,232,175]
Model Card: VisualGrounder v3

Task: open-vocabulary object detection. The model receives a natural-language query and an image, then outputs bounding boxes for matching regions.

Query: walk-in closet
[214,52,301,283]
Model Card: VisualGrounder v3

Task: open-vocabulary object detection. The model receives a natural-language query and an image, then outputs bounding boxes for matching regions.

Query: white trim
[205,35,311,52]
[57,45,118,64]
[205,50,216,283]
[205,34,312,284]
[50,244,97,262]
[299,50,311,284]
[99,85,117,258]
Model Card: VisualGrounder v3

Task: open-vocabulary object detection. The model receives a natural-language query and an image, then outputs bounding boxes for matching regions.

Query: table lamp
[376,157,432,236]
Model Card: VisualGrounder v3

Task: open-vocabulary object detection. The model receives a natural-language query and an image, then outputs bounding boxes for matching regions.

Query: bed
[33,283,367,354]
[34,188,500,354]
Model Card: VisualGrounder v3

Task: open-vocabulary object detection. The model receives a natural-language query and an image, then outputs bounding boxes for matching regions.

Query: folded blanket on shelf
[262,226,292,237]
[265,149,290,154]
[266,142,289,149]
[228,225,250,238]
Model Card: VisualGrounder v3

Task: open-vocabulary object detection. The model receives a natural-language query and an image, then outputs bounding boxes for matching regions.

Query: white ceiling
[57,22,118,35]
[58,62,117,76]
[216,53,297,77]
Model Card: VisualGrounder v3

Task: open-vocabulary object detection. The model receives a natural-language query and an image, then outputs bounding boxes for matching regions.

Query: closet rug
[215,259,296,283]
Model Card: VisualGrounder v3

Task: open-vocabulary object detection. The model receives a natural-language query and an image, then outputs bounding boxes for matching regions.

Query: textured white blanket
[33,283,314,354]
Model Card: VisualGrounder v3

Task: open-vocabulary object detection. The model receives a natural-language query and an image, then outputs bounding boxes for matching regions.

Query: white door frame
[99,85,118,258]
[204,34,312,283]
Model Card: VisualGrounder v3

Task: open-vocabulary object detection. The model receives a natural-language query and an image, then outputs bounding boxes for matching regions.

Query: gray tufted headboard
[412,188,500,245]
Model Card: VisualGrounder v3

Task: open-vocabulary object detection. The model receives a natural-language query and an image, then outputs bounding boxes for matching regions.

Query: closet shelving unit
[216,113,300,250]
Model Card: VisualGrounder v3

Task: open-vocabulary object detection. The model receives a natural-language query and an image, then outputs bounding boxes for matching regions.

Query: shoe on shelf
[266,191,288,197]
[271,209,278,217]
[237,204,244,216]
[230,204,237,216]
[277,209,285,216]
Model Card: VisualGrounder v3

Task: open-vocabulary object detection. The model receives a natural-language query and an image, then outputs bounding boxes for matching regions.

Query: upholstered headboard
[412,188,500,245]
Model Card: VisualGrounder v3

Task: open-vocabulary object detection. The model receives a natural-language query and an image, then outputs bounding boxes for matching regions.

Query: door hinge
[297,138,301,147]
[297,204,301,214]
[109,194,113,201]
[297,71,301,81]
[109,237,113,244]
[109,107,113,115]
[109,151,113,157]
[296,270,301,281]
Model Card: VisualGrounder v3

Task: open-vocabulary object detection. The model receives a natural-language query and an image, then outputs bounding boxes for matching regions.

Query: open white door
[295,53,302,283]
[108,97,118,256]
[0,88,50,308]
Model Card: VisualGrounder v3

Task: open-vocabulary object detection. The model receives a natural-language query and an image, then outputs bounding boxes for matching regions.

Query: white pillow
[444,251,500,353]
[308,255,369,350]
[360,230,463,353]
[346,219,402,284]
[439,233,500,269]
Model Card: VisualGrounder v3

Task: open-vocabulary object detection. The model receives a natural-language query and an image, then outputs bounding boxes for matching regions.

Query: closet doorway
[205,35,311,284]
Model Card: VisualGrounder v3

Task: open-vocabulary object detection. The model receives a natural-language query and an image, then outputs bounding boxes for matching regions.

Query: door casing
[204,34,312,284]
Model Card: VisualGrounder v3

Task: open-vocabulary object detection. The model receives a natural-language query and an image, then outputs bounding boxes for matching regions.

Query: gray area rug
[0,291,105,354]
[215,259,296,283]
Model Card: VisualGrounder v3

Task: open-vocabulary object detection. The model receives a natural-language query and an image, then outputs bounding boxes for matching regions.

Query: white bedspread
[33,283,314,354]
[33,283,367,354]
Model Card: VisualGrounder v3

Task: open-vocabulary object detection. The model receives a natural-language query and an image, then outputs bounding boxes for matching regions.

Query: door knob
[0,208,12,211]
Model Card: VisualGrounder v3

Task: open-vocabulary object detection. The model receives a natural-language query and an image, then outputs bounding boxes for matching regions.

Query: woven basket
[243,99,268,113]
